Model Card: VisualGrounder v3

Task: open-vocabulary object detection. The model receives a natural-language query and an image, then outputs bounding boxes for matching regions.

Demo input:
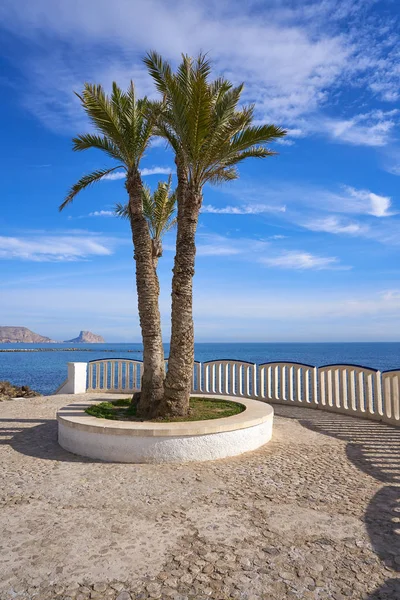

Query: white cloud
[196,245,240,257]
[101,171,126,181]
[1,281,400,342]
[88,210,115,217]
[344,186,394,217]
[0,235,114,262]
[101,167,172,181]
[382,290,400,301]
[164,232,270,258]
[1,0,393,141]
[219,180,396,223]
[202,204,286,215]
[141,167,173,176]
[385,163,400,177]
[261,251,345,270]
[320,110,398,147]
[304,216,366,235]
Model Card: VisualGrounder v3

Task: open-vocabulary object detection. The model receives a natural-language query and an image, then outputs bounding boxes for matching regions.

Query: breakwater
[0,348,142,353]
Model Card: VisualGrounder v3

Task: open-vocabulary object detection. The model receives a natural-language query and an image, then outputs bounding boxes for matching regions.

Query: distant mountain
[0,326,55,343]
[64,330,105,343]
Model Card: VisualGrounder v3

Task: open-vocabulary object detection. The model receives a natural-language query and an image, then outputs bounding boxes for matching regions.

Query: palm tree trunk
[126,172,165,418]
[161,174,201,417]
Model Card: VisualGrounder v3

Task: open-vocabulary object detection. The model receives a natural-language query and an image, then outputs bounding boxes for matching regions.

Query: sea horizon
[2,341,399,396]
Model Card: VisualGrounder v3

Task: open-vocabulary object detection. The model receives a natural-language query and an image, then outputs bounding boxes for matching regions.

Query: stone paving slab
[1,394,400,600]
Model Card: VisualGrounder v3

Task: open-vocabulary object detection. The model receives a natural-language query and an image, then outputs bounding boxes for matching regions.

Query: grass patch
[85,397,245,422]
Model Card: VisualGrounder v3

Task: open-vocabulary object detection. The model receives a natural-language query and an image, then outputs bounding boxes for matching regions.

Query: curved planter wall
[57,395,273,464]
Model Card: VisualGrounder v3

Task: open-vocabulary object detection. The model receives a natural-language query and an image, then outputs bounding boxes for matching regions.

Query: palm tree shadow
[0,418,96,463]
[364,579,400,599]
[273,405,400,484]
[365,486,400,569]
[274,405,400,600]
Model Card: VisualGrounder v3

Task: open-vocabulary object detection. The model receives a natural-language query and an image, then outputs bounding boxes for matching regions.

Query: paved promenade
[1,394,399,600]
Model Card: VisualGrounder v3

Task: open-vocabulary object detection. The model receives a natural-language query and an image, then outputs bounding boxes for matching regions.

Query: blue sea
[1,342,400,396]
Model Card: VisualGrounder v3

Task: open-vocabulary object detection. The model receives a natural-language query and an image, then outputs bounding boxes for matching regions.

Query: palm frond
[145,52,286,191]
[142,175,177,240]
[115,176,177,242]
[60,166,124,211]
[72,133,125,162]
[207,166,238,185]
[143,51,173,96]
[77,84,128,157]
[114,202,130,219]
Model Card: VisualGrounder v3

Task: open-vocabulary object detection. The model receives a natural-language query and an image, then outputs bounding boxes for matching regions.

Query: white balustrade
[87,359,143,393]
[382,370,400,425]
[258,362,317,405]
[56,359,400,426]
[318,364,382,419]
[200,360,256,398]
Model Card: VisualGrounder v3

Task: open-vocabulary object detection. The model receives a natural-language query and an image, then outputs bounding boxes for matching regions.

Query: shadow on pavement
[273,405,400,600]
[0,418,96,462]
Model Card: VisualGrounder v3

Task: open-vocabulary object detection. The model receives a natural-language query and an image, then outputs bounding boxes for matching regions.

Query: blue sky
[0,0,399,342]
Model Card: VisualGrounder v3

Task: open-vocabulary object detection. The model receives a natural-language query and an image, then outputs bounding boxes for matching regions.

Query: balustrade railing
[382,370,400,425]
[60,358,400,426]
[87,359,143,393]
[199,360,256,398]
[258,362,317,405]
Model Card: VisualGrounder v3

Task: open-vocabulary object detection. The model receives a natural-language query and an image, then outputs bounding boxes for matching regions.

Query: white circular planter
[57,395,273,463]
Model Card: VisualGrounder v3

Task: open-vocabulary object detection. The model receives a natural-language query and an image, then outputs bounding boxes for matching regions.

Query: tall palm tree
[145,52,287,417]
[115,175,177,268]
[60,82,165,418]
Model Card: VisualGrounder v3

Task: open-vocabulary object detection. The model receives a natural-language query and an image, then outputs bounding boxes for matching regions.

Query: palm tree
[115,175,177,268]
[60,82,165,418]
[145,52,287,417]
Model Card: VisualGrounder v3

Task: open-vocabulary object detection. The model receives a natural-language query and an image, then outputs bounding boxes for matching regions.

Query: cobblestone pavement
[1,394,400,600]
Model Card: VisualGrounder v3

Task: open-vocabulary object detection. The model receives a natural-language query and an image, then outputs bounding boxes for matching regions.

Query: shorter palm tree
[115,175,177,268]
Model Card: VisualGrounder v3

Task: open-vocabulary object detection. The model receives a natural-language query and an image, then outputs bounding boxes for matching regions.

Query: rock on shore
[0,380,41,400]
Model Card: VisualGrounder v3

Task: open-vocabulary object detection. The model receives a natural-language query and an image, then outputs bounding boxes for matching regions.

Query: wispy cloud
[2,0,399,144]
[344,186,394,217]
[202,203,286,215]
[101,167,172,181]
[101,171,126,181]
[218,180,396,221]
[0,234,115,262]
[304,216,366,235]
[141,167,173,176]
[320,110,398,147]
[261,251,347,270]
[165,232,270,258]
[88,210,115,217]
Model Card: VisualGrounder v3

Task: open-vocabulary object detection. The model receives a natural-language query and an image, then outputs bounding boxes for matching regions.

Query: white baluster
[297,367,302,403]
[357,371,365,413]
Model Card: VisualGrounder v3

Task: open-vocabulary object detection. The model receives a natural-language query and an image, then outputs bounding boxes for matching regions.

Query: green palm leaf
[62,81,154,210]
[115,175,177,243]
[145,54,287,189]
[60,166,125,211]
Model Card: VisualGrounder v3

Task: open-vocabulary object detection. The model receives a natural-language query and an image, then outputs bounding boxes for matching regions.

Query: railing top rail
[259,361,316,369]
[382,368,400,374]
[319,363,380,372]
[88,358,202,365]
[88,358,144,364]
[202,359,256,365]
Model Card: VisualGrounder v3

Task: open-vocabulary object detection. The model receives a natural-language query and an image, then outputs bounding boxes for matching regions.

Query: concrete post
[56,362,88,394]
